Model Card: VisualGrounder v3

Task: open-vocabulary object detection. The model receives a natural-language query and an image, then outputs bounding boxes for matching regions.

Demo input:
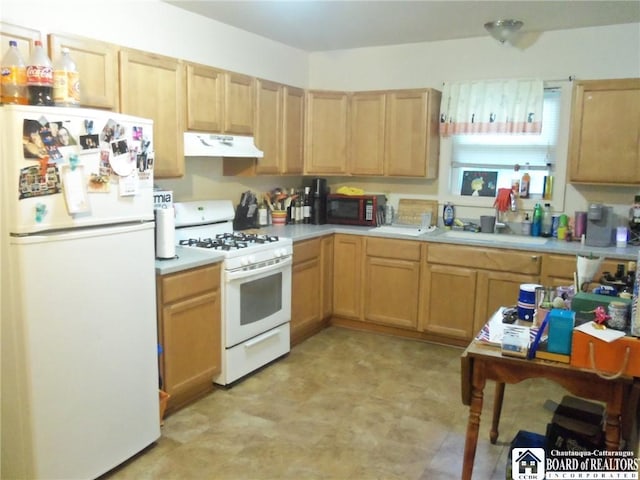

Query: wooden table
[460,340,634,480]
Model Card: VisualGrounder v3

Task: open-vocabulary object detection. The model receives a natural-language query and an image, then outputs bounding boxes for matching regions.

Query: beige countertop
[156,224,639,275]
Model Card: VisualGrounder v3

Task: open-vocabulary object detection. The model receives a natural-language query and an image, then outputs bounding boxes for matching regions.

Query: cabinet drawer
[160,263,221,304]
[366,237,421,261]
[542,254,620,279]
[427,244,540,275]
[293,238,321,264]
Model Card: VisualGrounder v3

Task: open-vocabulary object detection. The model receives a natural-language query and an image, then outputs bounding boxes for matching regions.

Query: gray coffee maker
[585,203,615,247]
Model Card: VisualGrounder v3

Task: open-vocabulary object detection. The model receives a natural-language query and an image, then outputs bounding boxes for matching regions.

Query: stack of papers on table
[476,307,544,346]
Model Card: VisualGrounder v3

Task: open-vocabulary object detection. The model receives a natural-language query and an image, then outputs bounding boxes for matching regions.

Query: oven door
[224,256,292,347]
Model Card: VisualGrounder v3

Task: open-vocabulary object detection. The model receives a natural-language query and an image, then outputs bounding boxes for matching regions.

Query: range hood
[184,132,264,158]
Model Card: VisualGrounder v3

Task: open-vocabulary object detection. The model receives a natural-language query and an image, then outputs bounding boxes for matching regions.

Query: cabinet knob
[531,255,538,261]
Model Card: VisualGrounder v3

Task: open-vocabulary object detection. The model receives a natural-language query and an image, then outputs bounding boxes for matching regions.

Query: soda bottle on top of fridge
[26,40,53,106]
[1,40,28,105]
[53,47,80,107]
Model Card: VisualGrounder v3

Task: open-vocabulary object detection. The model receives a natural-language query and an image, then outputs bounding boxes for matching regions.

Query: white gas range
[174,200,292,385]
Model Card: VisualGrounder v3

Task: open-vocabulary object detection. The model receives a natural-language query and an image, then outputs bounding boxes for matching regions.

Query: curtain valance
[439,79,544,136]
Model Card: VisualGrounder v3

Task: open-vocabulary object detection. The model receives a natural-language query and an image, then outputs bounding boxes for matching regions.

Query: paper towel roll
[155,207,176,259]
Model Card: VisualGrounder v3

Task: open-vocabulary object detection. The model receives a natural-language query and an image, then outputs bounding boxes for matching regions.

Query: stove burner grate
[179,233,280,251]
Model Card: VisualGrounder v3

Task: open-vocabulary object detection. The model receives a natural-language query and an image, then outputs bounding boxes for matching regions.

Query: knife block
[233,203,258,230]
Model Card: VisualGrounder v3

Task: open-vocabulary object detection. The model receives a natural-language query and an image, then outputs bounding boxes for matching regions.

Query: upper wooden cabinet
[254,78,282,174]
[568,78,640,185]
[185,63,224,132]
[185,66,254,136]
[1,22,40,62]
[224,71,254,134]
[349,88,441,177]
[384,89,441,178]
[119,48,185,178]
[305,90,349,175]
[350,91,386,175]
[282,85,305,174]
[47,33,119,110]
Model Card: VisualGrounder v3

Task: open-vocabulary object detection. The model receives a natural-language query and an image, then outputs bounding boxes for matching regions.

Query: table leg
[490,382,505,444]
[604,384,624,450]
[462,362,486,480]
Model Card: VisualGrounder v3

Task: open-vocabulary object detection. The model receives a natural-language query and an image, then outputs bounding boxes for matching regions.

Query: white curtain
[439,79,544,136]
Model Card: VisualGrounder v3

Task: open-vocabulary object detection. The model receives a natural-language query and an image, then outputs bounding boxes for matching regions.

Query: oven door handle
[226,255,292,281]
[244,327,283,348]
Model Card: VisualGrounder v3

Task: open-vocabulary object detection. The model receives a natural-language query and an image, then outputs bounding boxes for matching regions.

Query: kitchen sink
[439,230,548,245]
[369,225,428,237]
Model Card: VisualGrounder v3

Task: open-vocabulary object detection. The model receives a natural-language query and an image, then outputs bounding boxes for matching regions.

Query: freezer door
[2,222,160,479]
[1,105,154,234]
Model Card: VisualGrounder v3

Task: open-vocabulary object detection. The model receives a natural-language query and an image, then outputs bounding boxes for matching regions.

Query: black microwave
[326,194,386,226]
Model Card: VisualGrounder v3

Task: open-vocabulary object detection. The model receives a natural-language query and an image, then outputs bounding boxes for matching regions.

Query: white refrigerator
[1,105,160,479]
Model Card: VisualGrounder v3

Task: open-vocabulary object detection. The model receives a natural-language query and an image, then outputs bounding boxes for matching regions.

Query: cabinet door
[350,91,386,175]
[321,235,334,320]
[424,264,477,340]
[48,33,119,110]
[162,290,221,404]
[255,78,282,174]
[385,90,428,177]
[119,49,185,178]
[291,257,322,343]
[282,85,305,174]
[305,90,349,175]
[185,63,224,132]
[364,256,420,330]
[333,234,363,320]
[1,22,40,66]
[474,270,539,337]
[224,71,254,134]
[568,79,640,184]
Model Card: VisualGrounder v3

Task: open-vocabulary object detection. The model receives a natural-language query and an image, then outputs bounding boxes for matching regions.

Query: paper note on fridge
[574,321,626,343]
[61,164,90,214]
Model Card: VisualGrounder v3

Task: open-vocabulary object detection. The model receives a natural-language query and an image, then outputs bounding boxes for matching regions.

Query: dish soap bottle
[532,203,543,237]
[443,202,455,228]
[541,203,553,237]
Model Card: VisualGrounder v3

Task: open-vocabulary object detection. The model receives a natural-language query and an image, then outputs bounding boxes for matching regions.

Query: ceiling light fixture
[484,19,524,44]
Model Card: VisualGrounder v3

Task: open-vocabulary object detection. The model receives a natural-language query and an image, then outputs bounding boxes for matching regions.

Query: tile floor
[103,326,569,480]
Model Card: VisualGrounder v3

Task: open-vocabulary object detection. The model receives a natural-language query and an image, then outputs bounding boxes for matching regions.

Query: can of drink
[551,215,560,238]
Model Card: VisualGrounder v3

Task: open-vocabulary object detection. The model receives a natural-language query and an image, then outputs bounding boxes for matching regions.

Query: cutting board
[396,199,439,226]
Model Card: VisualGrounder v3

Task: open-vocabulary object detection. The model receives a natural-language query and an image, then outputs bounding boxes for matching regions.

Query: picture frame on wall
[461,170,498,197]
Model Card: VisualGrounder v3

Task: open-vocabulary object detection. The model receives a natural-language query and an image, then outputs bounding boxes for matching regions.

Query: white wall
[308,23,640,89]
[1,0,309,86]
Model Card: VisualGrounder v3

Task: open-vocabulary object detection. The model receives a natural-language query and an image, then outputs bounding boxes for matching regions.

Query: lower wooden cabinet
[541,253,621,288]
[156,263,221,413]
[423,263,477,340]
[333,234,364,320]
[364,237,422,330]
[291,238,324,344]
[424,243,541,342]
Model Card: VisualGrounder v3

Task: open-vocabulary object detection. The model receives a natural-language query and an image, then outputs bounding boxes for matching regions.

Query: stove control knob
[274,249,282,258]
[241,257,249,266]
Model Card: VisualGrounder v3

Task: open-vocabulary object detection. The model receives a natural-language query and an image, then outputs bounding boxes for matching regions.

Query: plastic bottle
[519,165,530,199]
[443,202,455,227]
[1,40,28,105]
[531,203,543,237]
[541,203,553,237]
[302,186,311,224]
[26,40,53,106]
[521,213,531,236]
[53,47,80,107]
